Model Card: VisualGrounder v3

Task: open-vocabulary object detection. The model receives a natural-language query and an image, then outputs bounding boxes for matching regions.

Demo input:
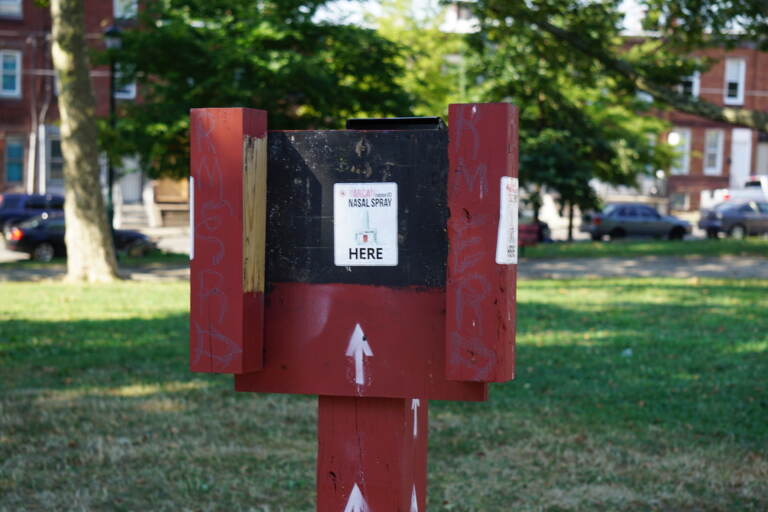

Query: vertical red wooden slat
[317,396,428,512]
[446,103,518,382]
[189,108,267,374]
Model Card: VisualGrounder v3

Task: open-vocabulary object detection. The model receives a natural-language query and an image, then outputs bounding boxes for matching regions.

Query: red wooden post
[189,105,518,510]
[189,108,267,374]
[317,396,428,512]
[446,103,519,382]
[235,283,487,402]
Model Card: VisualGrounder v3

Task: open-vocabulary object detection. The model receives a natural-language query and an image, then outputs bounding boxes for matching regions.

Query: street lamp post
[104,25,122,231]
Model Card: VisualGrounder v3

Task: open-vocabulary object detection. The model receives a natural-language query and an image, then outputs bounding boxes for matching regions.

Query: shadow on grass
[439,297,768,450]
[2,278,767,510]
[4,295,765,447]
[0,251,187,272]
[525,237,768,259]
[1,313,194,390]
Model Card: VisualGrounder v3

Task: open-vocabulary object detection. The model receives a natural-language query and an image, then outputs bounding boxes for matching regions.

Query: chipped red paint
[446,103,518,382]
[189,108,266,374]
[235,283,487,402]
[189,104,519,511]
[317,396,428,512]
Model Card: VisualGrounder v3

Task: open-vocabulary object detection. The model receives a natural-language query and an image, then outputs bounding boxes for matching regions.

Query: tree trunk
[531,185,542,223]
[567,201,574,242]
[51,0,119,282]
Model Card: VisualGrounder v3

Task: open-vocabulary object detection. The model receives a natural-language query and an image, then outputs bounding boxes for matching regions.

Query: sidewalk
[2,254,766,282]
[519,255,768,279]
[0,263,190,282]
[138,226,191,255]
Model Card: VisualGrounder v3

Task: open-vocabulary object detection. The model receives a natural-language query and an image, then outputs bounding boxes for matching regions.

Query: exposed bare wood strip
[243,135,267,294]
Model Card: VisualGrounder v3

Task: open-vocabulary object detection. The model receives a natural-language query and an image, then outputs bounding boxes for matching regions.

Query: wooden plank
[235,283,488,402]
[235,127,487,401]
[446,103,518,382]
[189,108,267,374]
[243,135,267,294]
[316,396,428,512]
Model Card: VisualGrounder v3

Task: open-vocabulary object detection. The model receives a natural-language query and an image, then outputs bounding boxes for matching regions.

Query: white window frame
[679,71,700,98]
[0,0,22,18]
[703,129,724,175]
[724,58,746,105]
[113,0,138,19]
[113,65,136,100]
[670,193,690,211]
[670,128,691,175]
[0,50,22,98]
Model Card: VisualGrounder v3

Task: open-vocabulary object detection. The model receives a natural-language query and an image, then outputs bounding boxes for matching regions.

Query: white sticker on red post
[189,176,195,260]
[495,176,519,264]
[334,182,398,266]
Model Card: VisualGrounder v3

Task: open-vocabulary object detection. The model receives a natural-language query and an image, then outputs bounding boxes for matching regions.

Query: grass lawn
[0,249,189,271]
[1,278,766,510]
[524,237,768,259]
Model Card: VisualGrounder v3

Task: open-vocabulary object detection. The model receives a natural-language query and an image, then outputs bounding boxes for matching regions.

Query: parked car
[698,200,768,239]
[700,175,768,211]
[0,193,65,239]
[5,213,155,262]
[580,203,691,241]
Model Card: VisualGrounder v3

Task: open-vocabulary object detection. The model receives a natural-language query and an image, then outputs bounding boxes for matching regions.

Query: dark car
[698,200,768,239]
[6,213,155,262]
[0,193,64,238]
[580,203,691,241]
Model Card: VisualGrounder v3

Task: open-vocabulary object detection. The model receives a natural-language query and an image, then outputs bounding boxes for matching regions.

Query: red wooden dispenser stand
[190,104,518,511]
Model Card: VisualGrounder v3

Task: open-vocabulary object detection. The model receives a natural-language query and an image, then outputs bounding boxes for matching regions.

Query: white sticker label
[189,176,194,260]
[495,176,519,264]
[334,182,398,266]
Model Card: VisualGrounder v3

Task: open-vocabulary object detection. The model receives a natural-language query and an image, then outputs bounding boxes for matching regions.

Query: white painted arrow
[346,323,373,386]
[410,484,419,512]
[411,399,421,438]
[344,483,370,512]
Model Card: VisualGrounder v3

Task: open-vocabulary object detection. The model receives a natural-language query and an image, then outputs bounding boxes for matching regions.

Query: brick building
[662,44,768,211]
[443,4,768,213]
[0,0,139,197]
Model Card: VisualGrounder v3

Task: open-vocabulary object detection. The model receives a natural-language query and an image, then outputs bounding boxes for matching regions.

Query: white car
[700,175,768,211]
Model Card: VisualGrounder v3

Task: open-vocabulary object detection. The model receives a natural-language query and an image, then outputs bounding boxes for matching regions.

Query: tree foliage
[642,0,768,50]
[464,0,674,214]
[107,0,413,178]
[470,1,768,133]
[373,0,467,118]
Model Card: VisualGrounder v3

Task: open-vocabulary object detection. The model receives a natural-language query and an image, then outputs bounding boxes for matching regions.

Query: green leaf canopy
[107,0,412,178]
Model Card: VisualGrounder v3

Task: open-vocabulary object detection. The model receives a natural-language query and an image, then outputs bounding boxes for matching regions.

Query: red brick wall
[0,0,122,190]
[663,44,767,209]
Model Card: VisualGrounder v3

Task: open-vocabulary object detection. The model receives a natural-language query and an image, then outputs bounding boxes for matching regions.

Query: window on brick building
[114,65,136,100]
[49,138,64,182]
[5,137,24,183]
[114,0,137,19]
[679,72,699,97]
[703,129,724,175]
[724,58,745,105]
[669,128,691,175]
[0,50,21,98]
[0,0,22,18]
[670,193,690,211]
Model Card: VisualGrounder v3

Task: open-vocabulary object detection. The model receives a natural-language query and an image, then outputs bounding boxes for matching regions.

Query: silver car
[698,200,768,238]
[581,203,691,241]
